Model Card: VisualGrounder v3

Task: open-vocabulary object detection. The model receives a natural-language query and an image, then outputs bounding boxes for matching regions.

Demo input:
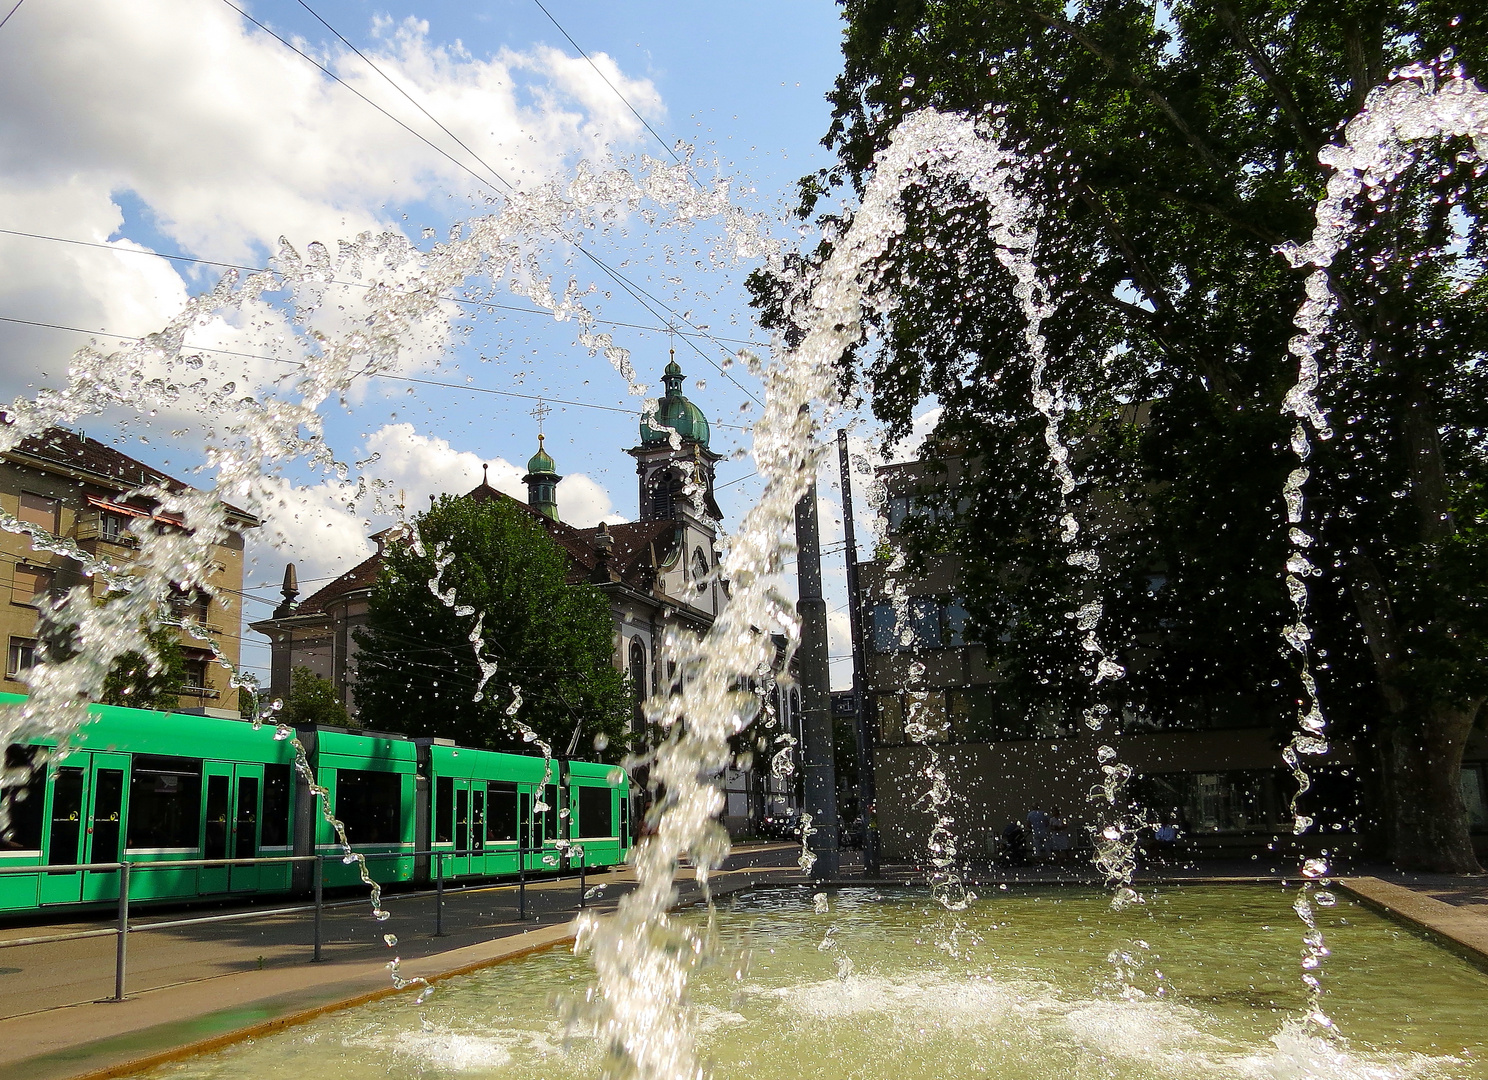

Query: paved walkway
[0,843,803,1080]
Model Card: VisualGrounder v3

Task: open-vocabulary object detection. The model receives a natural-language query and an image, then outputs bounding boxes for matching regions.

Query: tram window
[435,776,454,844]
[126,755,203,850]
[0,745,45,852]
[543,783,560,841]
[578,785,612,838]
[336,770,403,845]
[261,764,292,848]
[486,782,518,842]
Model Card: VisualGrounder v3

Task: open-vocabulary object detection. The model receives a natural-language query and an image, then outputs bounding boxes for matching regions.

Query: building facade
[861,453,1488,865]
[1,427,258,717]
[250,357,726,739]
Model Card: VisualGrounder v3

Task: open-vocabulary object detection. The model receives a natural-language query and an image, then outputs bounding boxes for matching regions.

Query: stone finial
[590,522,617,584]
[273,562,299,618]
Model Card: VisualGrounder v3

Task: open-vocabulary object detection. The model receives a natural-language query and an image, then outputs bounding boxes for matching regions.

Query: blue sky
[0,0,905,687]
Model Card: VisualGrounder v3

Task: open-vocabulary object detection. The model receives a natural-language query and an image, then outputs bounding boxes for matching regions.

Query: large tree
[779,0,1488,870]
[354,494,629,758]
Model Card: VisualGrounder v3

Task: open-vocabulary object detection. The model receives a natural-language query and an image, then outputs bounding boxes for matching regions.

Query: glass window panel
[905,690,948,743]
[18,493,58,531]
[876,694,904,745]
[486,782,518,842]
[261,764,292,847]
[578,785,612,837]
[434,776,454,843]
[911,598,943,649]
[0,744,45,852]
[871,604,900,653]
[13,565,53,607]
[887,495,910,533]
[334,769,403,845]
[126,755,203,849]
[7,638,36,678]
[945,599,972,647]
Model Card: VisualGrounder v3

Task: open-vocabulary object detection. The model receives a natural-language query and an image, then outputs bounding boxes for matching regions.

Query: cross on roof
[530,398,551,435]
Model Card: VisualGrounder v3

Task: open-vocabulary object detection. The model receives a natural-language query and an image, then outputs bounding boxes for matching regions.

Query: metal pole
[435,853,446,936]
[312,856,324,962]
[518,842,527,920]
[838,429,879,876]
[578,849,586,909]
[113,864,130,1002]
[795,483,840,879]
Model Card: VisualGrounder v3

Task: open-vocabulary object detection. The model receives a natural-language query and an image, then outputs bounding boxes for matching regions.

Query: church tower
[628,351,722,525]
[523,433,562,521]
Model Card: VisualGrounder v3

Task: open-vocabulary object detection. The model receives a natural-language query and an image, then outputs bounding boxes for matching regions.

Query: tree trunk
[1373,700,1483,873]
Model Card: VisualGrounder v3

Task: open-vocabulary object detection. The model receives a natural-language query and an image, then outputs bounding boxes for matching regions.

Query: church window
[628,638,647,700]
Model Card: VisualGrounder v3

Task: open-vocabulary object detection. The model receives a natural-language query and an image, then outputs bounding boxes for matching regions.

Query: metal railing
[0,843,597,1002]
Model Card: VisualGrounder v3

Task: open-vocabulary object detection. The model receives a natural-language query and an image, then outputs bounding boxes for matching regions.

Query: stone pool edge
[2,922,579,1080]
[1336,876,1488,972]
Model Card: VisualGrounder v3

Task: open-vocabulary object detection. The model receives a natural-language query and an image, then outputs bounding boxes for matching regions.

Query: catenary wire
[0,0,26,32]
[223,0,765,407]
[0,226,767,349]
[0,313,755,433]
[527,0,693,178]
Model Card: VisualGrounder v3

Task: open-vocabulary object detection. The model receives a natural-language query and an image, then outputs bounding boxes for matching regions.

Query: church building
[250,356,727,737]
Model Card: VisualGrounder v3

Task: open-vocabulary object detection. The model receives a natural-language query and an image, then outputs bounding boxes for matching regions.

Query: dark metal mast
[838,430,879,876]
[795,483,839,878]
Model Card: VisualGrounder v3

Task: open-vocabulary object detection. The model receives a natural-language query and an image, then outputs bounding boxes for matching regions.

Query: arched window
[628,638,647,700]
[692,547,708,593]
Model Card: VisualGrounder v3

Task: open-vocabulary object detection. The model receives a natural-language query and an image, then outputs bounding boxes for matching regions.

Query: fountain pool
[137,886,1488,1080]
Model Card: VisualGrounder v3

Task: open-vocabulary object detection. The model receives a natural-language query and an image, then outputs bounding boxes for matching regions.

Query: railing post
[113,863,130,1002]
[312,856,324,962]
[518,844,527,921]
[578,849,586,909]
[434,853,446,937]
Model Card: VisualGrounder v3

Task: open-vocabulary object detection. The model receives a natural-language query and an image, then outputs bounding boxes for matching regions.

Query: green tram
[0,692,632,914]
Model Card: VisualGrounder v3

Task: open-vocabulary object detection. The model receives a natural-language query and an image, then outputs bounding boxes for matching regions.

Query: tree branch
[996,0,1230,177]
[1211,3,1323,154]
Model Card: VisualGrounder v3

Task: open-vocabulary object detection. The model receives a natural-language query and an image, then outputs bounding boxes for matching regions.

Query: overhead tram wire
[223,0,765,407]
[528,0,697,183]
[0,0,26,32]
[0,312,754,433]
[284,0,758,403]
[0,226,766,349]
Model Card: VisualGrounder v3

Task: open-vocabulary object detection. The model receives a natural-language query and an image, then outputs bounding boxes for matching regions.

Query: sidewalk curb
[1336,876,1488,972]
[3,923,578,1080]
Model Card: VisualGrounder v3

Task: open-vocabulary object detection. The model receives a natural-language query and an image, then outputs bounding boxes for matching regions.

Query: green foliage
[100,626,186,711]
[280,666,353,728]
[775,0,1488,865]
[353,494,630,757]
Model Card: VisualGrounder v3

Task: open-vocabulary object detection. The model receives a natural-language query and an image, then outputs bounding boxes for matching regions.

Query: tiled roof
[285,484,684,618]
[4,426,258,523]
[294,552,383,614]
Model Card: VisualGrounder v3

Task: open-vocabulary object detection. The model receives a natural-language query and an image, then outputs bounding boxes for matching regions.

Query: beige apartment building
[1,427,257,717]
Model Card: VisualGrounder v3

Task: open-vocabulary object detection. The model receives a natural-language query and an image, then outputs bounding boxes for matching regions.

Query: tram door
[450,780,485,875]
[200,763,264,893]
[40,751,129,905]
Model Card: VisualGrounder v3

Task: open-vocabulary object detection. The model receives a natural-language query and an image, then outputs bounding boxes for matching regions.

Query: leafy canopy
[354,493,629,758]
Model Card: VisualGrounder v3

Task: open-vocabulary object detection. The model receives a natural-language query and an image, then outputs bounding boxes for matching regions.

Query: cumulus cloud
[249,423,625,585]
[0,0,664,393]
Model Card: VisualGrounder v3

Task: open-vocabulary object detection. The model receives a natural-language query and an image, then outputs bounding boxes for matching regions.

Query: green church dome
[527,434,557,475]
[639,356,711,449]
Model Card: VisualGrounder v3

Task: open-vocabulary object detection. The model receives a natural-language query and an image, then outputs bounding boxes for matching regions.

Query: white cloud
[0,0,664,393]
[248,423,624,585]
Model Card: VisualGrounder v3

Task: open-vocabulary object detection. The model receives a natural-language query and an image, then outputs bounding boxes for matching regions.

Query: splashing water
[1,56,1483,1080]
[1275,63,1488,1033]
